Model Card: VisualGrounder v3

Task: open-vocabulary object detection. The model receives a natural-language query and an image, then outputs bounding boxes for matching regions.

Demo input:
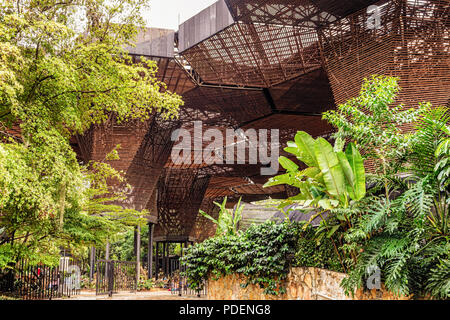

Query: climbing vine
[181,221,346,295]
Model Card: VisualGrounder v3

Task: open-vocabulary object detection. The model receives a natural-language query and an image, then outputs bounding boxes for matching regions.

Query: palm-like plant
[408,107,449,236]
[263,131,366,270]
[264,131,366,211]
[199,197,244,237]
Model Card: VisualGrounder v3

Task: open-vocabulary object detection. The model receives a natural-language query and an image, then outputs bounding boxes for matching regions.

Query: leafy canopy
[0,0,183,267]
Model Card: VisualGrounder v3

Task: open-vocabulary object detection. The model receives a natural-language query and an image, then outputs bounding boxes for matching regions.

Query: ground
[62,290,206,300]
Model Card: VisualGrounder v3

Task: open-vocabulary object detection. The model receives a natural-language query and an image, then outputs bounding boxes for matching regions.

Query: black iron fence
[0,258,81,300]
[169,265,207,297]
[96,260,137,297]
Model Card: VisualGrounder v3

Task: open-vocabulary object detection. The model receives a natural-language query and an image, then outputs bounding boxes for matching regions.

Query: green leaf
[298,167,321,179]
[293,131,319,167]
[345,143,366,201]
[314,138,346,199]
[278,156,299,172]
[263,173,292,188]
[199,210,219,225]
[337,150,355,199]
[327,225,340,238]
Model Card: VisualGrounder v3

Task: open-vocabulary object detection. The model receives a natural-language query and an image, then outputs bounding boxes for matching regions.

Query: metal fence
[96,260,137,297]
[0,258,81,300]
[169,265,207,297]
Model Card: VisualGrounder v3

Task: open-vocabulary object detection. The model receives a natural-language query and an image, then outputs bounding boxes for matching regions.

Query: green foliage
[435,123,450,192]
[323,75,424,177]
[138,279,155,291]
[261,75,449,300]
[0,0,182,267]
[264,131,366,211]
[293,225,344,273]
[110,224,180,263]
[426,259,450,299]
[264,130,366,272]
[181,221,300,295]
[199,197,244,237]
[329,77,450,299]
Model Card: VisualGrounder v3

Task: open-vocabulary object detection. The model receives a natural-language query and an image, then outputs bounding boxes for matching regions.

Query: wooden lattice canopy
[74,0,450,241]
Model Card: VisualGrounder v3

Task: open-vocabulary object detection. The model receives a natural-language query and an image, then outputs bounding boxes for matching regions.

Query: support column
[178,242,184,296]
[166,242,170,277]
[162,242,167,277]
[136,225,141,286]
[133,227,137,256]
[155,242,159,280]
[147,223,154,279]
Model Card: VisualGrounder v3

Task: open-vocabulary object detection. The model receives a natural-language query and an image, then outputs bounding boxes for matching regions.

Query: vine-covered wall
[207,267,410,300]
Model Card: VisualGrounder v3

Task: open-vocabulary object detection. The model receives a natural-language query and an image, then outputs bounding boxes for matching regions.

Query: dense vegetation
[0,0,182,268]
[182,76,449,299]
[0,0,447,301]
[181,198,345,294]
[182,221,297,295]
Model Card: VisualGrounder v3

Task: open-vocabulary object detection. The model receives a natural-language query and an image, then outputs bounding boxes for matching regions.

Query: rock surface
[207,267,410,300]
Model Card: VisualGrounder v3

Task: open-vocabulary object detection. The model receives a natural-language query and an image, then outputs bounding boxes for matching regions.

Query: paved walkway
[64,290,206,300]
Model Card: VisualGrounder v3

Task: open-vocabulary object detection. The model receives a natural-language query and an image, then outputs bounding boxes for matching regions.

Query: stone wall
[207,267,410,300]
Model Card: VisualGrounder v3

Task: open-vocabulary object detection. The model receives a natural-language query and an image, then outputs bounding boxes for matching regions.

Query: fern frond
[384,254,410,297]
[400,177,436,219]
[410,107,449,176]
[426,259,450,299]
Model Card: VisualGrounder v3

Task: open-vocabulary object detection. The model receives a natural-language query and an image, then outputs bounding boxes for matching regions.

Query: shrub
[294,225,344,273]
[182,221,347,295]
[181,221,300,295]
[138,279,154,291]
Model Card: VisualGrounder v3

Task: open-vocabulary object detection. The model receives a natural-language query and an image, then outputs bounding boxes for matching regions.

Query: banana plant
[264,131,366,210]
[263,131,366,269]
[199,197,244,237]
[264,131,366,245]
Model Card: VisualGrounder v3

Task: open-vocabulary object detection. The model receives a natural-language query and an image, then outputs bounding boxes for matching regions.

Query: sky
[143,0,218,30]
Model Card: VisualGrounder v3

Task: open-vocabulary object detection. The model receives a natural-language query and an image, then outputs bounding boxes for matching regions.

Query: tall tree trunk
[58,181,67,230]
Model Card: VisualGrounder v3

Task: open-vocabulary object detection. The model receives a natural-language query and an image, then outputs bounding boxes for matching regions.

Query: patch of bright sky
[142,0,218,30]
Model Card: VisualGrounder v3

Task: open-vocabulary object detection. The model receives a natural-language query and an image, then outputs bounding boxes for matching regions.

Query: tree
[323,75,425,198]
[323,76,449,298]
[0,0,183,267]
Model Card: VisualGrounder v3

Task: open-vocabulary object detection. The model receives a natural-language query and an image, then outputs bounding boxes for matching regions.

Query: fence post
[136,225,141,291]
[179,242,184,296]
[148,223,154,279]
[108,261,114,297]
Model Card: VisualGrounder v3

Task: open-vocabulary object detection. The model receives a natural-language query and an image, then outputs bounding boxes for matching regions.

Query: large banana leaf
[263,167,321,188]
[314,138,346,198]
[284,131,318,167]
[263,173,293,188]
[337,151,356,199]
[345,143,366,200]
[278,156,299,172]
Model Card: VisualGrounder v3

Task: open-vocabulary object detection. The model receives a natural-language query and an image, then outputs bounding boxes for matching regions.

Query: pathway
[63,290,206,300]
